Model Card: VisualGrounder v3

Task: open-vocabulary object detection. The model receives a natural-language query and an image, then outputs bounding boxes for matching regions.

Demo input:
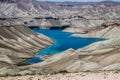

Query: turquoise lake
[27,29,104,63]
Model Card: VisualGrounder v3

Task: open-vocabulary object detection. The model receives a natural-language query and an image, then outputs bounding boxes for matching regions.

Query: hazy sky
[37,0,120,2]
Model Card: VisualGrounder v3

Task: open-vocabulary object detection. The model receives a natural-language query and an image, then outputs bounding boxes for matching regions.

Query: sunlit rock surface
[0,23,53,65]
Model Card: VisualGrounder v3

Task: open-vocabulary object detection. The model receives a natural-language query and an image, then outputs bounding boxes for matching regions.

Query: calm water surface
[27,29,104,63]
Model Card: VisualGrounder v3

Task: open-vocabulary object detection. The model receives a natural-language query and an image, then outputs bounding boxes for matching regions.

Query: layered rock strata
[0,0,120,20]
[0,24,53,65]
[72,21,120,38]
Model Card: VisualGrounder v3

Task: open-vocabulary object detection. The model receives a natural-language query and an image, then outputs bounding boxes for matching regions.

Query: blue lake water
[27,29,104,63]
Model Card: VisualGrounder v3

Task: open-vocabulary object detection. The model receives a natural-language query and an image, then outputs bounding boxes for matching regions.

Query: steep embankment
[63,19,105,32]
[0,24,53,65]
[25,22,120,74]
[72,21,120,38]
[0,23,54,75]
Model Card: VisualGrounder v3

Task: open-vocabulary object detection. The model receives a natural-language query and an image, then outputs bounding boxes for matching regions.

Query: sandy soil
[0,71,120,80]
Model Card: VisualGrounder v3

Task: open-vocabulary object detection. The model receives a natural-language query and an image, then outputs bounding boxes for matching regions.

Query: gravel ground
[0,71,120,80]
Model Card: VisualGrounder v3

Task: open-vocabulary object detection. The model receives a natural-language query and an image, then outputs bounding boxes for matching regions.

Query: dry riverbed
[0,71,120,80]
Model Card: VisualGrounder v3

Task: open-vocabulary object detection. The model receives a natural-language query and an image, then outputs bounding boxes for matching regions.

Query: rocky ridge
[0,23,53,75]
[72,21,120,38]
[0,0,120,30]
[0,0,120,19]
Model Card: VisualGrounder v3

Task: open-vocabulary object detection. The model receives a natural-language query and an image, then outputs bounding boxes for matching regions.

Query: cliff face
[0,24,53,65]
[63,19,105,32]
[72,21,120,38]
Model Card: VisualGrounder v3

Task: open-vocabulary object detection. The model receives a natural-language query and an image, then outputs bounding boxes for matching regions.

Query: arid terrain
[0,0,120,80]
[1,71,120,80]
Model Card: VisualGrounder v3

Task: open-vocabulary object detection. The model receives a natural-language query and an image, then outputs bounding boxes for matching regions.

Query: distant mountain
[0,0,120,19]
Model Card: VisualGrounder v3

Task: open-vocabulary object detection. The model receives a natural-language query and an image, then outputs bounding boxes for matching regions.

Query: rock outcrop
[26,18,68,29]
[0,24,53,65]
[72,21,120,38]
[63,19,105,32]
